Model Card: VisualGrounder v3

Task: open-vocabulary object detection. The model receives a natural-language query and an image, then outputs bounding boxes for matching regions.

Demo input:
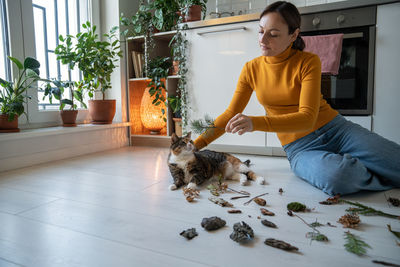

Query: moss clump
[287,202,306,212]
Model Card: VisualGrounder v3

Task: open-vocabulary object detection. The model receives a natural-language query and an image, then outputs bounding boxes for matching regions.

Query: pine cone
[338,213,360,228]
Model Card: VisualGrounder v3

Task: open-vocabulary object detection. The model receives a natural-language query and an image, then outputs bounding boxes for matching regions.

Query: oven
[301,6,376,115]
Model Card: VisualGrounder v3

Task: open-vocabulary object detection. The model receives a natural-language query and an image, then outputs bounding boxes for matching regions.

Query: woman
[193,1,400,196]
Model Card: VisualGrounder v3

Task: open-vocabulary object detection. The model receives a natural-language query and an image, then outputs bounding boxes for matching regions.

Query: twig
[227,187,250,195]
[243,192,269,205]
[231,195,250,200]
[292,213,321,234]
[341,199,400,219]
[372,260,400,267]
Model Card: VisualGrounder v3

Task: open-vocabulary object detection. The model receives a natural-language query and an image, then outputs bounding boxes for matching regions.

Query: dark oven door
[301,25,375,115]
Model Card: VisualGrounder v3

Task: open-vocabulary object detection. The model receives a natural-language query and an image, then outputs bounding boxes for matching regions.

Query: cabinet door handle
[197,26,247,36]
[343,32,363,39]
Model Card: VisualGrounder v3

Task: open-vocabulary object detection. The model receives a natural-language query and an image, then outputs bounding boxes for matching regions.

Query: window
[32,0,89,110]
[0,0,10,82]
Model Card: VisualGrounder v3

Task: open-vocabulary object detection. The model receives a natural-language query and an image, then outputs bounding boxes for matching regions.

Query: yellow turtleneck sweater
[194,46,338,150]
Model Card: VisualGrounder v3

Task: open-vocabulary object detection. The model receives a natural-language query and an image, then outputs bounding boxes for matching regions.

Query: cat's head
[170,132,196,156]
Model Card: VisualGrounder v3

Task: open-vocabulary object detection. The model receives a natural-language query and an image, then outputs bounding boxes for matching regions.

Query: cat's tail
[243,159,251,167]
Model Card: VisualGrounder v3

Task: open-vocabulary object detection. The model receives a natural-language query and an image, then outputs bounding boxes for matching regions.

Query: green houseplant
[55,21,122,124]
[147,56,172,122]
[178,0,208,21]
[0,56,41,132]
[42,79,86,126]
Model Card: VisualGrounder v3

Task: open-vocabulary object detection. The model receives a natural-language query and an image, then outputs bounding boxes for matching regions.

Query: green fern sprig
[344,231,371,256]
[341,200,400,219]
[190,114,222,135]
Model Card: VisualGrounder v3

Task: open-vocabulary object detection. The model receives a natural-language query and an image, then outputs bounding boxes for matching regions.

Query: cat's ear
[171,133,179,143]
[185,131,192,139]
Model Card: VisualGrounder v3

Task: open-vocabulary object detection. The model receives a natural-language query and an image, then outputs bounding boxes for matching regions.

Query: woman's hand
[225,113,253,135]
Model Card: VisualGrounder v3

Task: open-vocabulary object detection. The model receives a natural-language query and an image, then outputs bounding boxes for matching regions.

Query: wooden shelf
[127,30,177,43]
[126,30,180,147]
[129,75,181,82]
[131,134,171,148]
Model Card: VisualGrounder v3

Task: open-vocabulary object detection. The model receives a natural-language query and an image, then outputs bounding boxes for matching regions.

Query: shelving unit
[126,30,180,147]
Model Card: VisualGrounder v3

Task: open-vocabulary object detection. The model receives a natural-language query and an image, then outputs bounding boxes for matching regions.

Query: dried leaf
[182,187,200,202]
[228,209,242,214]
[208,196,234,207]
[319,194,341,205]
[264,238,299,252]
[254,197,267,206]
[261,219,277,228]
[260,208,275,216]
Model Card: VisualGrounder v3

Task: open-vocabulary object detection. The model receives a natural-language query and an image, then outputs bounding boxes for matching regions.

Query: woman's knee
[320,154,366,195]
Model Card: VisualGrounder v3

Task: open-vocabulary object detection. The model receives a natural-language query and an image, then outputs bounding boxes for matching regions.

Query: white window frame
[5,0,100,127]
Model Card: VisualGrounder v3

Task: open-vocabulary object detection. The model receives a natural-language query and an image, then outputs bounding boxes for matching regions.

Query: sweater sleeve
[194,63,253,149]
[249,55,322,133]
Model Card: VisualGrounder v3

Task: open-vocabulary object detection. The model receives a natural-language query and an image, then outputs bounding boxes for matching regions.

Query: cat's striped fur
[167,132,265,190]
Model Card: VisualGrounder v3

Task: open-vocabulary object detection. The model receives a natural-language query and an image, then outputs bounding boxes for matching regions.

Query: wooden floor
[0,146,399,267]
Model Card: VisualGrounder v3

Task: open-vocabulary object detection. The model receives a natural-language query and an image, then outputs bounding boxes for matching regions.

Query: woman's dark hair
[260,1,305,51]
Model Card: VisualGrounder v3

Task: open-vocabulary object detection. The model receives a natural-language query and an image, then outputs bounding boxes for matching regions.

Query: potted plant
[147,56,172,122]
[168,95,182,136]
[55,21,122,124]
[178,0,208,22]
[0,56,40,132]
[150,0,180,32]
[42,79,87,127]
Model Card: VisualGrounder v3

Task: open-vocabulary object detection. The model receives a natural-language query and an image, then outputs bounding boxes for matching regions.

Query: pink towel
[302,33,344,75]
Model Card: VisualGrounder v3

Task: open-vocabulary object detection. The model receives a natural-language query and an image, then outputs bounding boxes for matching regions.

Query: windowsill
[0,122,132,142]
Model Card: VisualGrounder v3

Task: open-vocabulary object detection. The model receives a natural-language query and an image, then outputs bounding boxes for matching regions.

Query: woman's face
[258,12,299,57]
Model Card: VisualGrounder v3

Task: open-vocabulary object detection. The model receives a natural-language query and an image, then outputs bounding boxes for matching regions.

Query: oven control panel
[301,6,376,31]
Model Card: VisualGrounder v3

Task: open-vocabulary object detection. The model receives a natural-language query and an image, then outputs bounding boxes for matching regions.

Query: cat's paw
[169,184,178,191]
[187,182,197,190]
[240,174,249,186]
[256,176,266,185]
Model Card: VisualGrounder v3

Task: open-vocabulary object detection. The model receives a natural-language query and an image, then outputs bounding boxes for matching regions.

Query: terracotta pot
[60,110,78,127]
[184,5,202,22]
[88,99,116,124]
[0,114,20,132]
[173,117,182,137]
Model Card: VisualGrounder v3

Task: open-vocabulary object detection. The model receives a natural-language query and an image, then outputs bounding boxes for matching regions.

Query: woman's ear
[291,28,300,42]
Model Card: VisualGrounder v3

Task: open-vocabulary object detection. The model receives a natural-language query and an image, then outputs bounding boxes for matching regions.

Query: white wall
[97,0,139,123]
[373,2,400,144]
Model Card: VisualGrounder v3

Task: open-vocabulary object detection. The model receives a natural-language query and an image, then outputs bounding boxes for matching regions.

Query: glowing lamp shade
[140,87,166,134]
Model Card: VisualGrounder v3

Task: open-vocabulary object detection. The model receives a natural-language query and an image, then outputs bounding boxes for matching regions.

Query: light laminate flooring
[0,146,399,267]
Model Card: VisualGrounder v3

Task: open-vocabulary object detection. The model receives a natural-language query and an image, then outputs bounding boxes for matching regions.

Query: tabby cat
[167,132,265,190]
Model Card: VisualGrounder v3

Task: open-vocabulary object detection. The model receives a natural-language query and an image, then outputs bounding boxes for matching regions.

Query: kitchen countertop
[185,0,399,29]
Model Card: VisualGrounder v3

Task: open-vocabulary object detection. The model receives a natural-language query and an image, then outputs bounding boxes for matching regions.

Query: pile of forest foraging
[178,183,400,265]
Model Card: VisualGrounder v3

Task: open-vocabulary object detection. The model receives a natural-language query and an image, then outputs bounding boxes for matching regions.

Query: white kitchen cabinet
[186,21,267,148]
[373,2,400,144]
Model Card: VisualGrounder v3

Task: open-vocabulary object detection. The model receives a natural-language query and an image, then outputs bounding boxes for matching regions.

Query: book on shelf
[131,51,145,78]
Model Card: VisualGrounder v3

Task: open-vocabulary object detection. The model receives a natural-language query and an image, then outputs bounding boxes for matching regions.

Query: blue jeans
[283,115,400,196]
